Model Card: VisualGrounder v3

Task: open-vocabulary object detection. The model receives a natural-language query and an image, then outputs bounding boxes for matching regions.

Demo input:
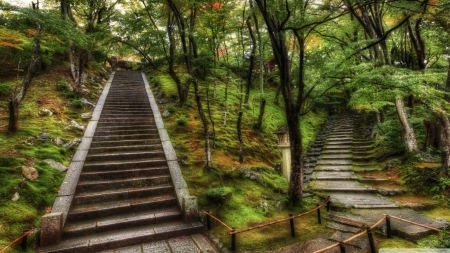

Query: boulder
[22,166,39,181]
[43,159,67,172]
[38,108,53,117]
[162,110,170,117]
[62,138,81,149]
[81,112,92,119]
[65,120,84,131]
[54,137,64,146]
[81,98,95,107]
[240,167,264,184]
[37,133,52,142]
[11,192,20,201]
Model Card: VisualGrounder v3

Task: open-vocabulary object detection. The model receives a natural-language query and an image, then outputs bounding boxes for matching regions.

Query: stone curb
[141,72,198,223]
[40,72,115,246]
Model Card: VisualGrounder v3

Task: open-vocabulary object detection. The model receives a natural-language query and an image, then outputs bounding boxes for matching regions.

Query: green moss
[20,142,69,164]
[376,238,419,250]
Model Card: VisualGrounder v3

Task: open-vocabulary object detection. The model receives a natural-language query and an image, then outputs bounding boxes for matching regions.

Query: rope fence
[314,213,450,253]
[203,196,332,251]
[0,228,34,253]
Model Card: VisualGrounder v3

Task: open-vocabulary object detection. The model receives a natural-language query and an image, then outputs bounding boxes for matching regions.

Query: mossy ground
[149,68,330,251]
[0,62,106,252]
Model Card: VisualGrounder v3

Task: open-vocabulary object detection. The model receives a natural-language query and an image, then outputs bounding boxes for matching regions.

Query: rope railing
[0,228,34,253]
[314,212,450,253]
[203,196,332,251]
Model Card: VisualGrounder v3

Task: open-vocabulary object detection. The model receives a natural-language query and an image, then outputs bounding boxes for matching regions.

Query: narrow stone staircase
[309,113,397,209]
[39,71,210,253]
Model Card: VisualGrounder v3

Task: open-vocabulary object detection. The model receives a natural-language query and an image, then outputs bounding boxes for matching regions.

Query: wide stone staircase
[39,71,214,253]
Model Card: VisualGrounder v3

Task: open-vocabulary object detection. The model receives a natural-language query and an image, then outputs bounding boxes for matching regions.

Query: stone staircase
[39,71,211,253]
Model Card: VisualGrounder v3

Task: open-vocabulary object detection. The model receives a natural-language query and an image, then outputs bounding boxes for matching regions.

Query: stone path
[39,71,218,253]
[307,113,448,251]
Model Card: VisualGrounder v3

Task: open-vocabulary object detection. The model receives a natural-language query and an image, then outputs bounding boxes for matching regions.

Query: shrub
[205,187,231,204]
[71,99,85,108]
[0,82,12,97]
[166,104,177,113]
[176,116,187,126]
[56,80,70,91]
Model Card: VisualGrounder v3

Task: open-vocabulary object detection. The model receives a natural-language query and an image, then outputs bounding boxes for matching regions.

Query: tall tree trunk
[395,96,420,154]
[446,58,450,90]
[252,1,265,130]
[8,22,41,133]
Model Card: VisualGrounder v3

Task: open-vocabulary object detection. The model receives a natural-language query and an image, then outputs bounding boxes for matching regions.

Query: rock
[43,159,67,172]
[37,133,52,142]
[38,108,53,116]
[180,160,189,166]
[54,137,64,146]
[82,88,90,94]
[240,167,264,184]
[11,192,20,201]
[162,110,170,117]
[62,138,81,149]
[65,120,84,131]
[81,98,95,107]
[22,166,39,181]
[81,112,92,119]
[25,137,35,145]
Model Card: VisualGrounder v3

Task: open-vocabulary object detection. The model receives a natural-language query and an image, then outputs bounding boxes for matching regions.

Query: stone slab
[142,241,171,253]
[317,160,352,165]
[40,212,63,246]
[315,165,353,171]
[329,231,370,249]
[312,171,357,180]
[167,236,200,253]
[72,150,88,162]
[162,140,177,161]
[310,180,373,190]
[95,245,142,253]
[327,221,361,233]
[191,234,218,253]
[83,120,98,138]
[76,137,93,151]
[328,193,396,209]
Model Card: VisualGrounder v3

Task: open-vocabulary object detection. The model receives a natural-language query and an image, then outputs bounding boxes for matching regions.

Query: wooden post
[317,205,321,224]
[231,228,236,251]
[327,196,331,211]
[339,242,346,253]
[367,228,376,253]
[289,214,295,237]
[386,215,392,238]
[206,211,211,230]
[21,232,28,251]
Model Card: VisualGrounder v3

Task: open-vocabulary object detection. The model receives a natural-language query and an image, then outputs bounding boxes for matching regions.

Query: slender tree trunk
[253,3,265,130]
[8,22,41,133]
[446,58,450,90]
[438,111,450,177]
[395,96,420,154]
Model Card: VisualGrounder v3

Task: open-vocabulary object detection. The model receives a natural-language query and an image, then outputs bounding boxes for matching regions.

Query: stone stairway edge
[141,72,198,223]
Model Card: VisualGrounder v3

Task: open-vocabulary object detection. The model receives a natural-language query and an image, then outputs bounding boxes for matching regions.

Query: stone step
[309,180,376,192]
[92,133,160,141]
[93,234,218,253]
[321,149,351,154]
[352,145,374,151]
[327,221,361,234]
[352,155,376,162]
[314,165,353,171]
[90,139,161,148]
[320,154,352,159]
[316,160,352,165]
[327,137,352,142]
[85,151,165,162]
[327,214,364,228]
[326,140,352,145]
[88,144,163,154]
[79,166,169,181]
[94,124,157,131]
[98,117,155,124]
[323,145,352,150]
[76,175,172,192]
[312,171,357,180]
[83,158,167,171]
[100,109,152,115]
[94,127,158,134]
[64,207,182,238]
[68,195,178,221]
[352,150,374,156]
[329,193,398,209]
[74,184,174,205]
[39,222,204,253]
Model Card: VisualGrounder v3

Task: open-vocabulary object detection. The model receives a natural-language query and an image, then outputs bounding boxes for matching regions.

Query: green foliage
[431,177,450,207]
[56,80,70,91]
[166,104,177,113]
[418,230,450,248]
[205,186,232,204]
[373,119,404,152]
[176,115,187,126]
[0,82,13,96]
[71,99,85,108]
[399,161,440,193]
